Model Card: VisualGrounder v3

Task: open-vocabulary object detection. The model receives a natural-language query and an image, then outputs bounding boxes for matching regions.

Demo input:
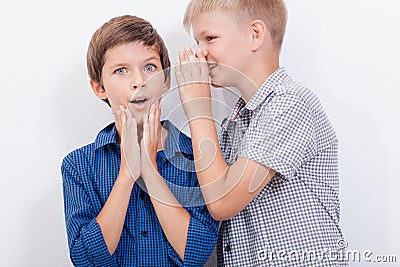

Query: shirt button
[141,231,148,237]
[139,192,145,199]
[224,244,231,252]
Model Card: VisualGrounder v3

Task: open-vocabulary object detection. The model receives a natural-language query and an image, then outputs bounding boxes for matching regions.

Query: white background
[0,0,399,266]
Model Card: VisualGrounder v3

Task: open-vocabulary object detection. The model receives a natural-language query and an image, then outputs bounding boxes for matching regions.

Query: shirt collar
[161,120,193,158]
[94,122,119,151]
[245,67,291,111]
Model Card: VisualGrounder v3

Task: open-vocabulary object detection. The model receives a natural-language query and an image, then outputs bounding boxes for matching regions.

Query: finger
[197,49,209,81]
[185,47,197,63]
[116,105,122,131]
[131,120,138,158]
[175,62,186,87]
[178,50,187,65]
[148,104,156,142]
[153,102,161,142]
[143,114,151,160]
[155,101,161,124]
[185,47,203,81]
[155,102,161,145]
[120,106,127,142]
[126,108,137,142]
[178,50,192,81]
[143,113,150,144]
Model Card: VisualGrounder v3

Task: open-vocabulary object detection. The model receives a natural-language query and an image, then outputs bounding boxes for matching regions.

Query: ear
[249,20,267,52]
[90,79,108,100]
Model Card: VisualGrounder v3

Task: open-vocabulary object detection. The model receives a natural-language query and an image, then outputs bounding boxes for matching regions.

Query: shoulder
[268,80,338,148]
[61,123,116,175]
[61,143,95,178]
[62,143,95,165]
[262,79,330,125]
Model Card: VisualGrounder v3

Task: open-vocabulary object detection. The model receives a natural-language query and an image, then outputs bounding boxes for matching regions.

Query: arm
[142,168,190,260]
[62,107,140,265]
[96,107,140,254]
[186,118,275,220]
[95,170,134,254]
[140,103,218,264]
[176,49,275,220]
[62,156,116,266]
[141,103,189,260]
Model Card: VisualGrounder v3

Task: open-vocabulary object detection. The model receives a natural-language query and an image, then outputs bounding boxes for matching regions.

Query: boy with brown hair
[62,15,218,266]
[176,0,346,266]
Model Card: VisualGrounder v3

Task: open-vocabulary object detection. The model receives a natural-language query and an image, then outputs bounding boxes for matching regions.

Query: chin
[210,76,232,89]
[211,81,223,88]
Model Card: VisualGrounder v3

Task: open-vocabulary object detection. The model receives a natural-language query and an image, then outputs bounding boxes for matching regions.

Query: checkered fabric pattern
[217,68,347,266]
[62,120,218,266]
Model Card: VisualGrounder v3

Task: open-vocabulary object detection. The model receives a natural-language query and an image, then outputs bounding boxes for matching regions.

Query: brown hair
[183,0,288,52]
[87,15,171,105]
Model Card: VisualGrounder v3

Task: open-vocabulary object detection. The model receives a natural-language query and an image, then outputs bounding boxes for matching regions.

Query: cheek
[146,72,165,96]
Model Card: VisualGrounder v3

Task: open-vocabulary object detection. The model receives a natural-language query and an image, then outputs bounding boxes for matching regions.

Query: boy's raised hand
[175,48,212,120]
[140,101,161,177]
[118,106,141,181]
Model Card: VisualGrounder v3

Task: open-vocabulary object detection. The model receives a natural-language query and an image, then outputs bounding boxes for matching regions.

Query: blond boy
[176,0,346,266]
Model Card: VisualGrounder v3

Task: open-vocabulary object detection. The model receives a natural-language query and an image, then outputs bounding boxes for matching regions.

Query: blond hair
[183,0,288,51]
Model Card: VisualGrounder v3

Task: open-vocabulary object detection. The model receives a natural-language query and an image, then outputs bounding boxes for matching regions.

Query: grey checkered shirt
[216,68,346,266]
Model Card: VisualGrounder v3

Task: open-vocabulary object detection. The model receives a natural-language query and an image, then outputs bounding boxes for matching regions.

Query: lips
[131,98,148,104]
[208,63,218,71]
[129,97,149,110]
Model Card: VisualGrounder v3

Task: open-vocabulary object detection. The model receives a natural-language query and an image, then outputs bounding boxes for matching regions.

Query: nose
[131,71,145,90]
[197,42,208,57]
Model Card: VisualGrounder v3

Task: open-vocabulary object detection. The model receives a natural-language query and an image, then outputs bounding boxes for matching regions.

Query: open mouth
[130,98,148,104]
[129,97,149,109]
[208,63,218,71]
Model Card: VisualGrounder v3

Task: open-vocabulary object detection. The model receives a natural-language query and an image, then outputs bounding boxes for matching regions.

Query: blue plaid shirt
[62,120,218,266]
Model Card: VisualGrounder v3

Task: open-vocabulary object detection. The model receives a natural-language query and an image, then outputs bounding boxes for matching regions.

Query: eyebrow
[143,56,160,62]
[194,30,215,41]
[108,63,129,70]
[108,56,160,70]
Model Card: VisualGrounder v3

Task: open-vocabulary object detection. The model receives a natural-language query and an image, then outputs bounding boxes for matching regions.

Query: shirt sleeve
[240,96,315,180]
[166,175,219,266]
[62,154,117,266]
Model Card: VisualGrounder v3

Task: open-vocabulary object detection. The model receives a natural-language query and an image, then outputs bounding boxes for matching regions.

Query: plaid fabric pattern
[62,120,218,266]
[217,68,346,266]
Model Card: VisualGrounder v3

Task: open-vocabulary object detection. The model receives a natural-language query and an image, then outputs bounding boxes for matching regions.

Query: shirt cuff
[70,219,115,266]
[240,146,294,180]
[167,215,217,266]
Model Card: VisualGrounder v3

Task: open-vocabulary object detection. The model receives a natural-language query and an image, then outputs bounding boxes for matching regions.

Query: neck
[237,51,280,102]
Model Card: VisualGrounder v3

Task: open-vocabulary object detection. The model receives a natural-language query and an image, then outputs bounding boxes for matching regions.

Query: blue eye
[144,64,156,72]
[115,67,127,75]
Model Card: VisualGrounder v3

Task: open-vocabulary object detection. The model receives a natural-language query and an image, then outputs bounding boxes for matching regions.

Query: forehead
[191,11,240,34]
[104,41,161,64]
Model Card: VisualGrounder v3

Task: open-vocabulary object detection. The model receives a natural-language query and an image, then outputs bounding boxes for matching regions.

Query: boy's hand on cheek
[118,106,141,182]
[140,102,161,178]
[176,48,212,120]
